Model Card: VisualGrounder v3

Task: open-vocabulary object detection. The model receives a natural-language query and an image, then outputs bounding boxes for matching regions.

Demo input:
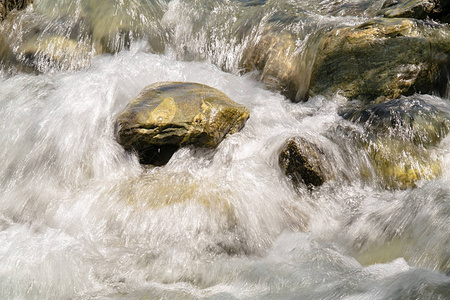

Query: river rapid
[0,0,449,299]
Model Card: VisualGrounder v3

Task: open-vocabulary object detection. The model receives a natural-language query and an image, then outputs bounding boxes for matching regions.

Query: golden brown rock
[116,82,250,165]
[309,18,450,103]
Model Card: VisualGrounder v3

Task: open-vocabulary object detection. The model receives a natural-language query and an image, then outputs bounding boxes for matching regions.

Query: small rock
[279,137,333,188]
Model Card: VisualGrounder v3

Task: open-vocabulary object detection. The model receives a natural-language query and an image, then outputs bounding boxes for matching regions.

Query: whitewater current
[0,0,449,299]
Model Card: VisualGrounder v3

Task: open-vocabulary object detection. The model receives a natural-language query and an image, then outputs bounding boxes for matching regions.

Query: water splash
[0,1,449,299]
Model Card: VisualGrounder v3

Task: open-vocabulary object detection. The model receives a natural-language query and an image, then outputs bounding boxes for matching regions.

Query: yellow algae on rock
[150,97,177,125]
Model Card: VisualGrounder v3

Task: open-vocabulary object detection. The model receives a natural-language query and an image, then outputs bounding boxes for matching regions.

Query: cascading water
[0,0,449,299]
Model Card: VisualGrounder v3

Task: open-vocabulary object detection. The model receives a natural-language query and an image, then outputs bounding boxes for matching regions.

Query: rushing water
[0,0,449,299]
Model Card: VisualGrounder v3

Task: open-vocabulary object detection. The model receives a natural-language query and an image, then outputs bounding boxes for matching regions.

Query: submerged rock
[116,82,250,165]
[77,0,166,54]
[17,35,94,72]
[341,97,450,147]
[341,97,449,189]
[380,0,450,23]
[279,137,334,188]
[309,18,450,103]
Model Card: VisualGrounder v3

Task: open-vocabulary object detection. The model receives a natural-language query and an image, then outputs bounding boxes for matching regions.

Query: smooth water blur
[0,0,449,299]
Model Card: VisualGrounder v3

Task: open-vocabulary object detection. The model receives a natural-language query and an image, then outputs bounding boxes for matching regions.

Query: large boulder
[380,0,450,23]
[309,18,450,103]
[341,97,449,189]
[279,137,334,188]
[116,82,250,165]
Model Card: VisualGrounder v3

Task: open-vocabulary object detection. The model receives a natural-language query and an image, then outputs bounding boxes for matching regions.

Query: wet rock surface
[116,82,250,165]
[380,0,450,23]
[309,18,450,103]
[340,97,450,189]
[279,137,334,188]
[242,27,303,101]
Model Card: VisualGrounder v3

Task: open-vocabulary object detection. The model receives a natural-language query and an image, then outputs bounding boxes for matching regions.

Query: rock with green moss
[380,0,450,23]
[116,82,250,165]
[341,97,449,189]
[309,18,450,103]
[279,137,334,188]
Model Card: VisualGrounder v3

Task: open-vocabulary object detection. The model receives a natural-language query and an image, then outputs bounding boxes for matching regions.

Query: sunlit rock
[341,97,449,189]
[310,18,450,103]
[279,137,334,188]
[380,0,450,23]
[242,28,303,101]
[0,0,33,21]
[116,82,250,166]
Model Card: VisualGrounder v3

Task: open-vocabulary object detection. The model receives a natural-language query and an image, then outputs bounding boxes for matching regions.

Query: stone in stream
[79,0,166,54]
[116,82,250,166]
[340,97,449,189]
[380,0,450,23]
[241,27,303,101]
[309,18,450,103]
[17,35,94,72]
[279,137,334,188]
[242,17,450,103]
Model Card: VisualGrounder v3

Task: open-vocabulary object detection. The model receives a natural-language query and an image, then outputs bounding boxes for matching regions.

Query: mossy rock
[341,97,448,189]
[279,137,334,188]
[116,82,250,165]
[367,139,441,189]
[380,0,450,23]
[310,18,450,103]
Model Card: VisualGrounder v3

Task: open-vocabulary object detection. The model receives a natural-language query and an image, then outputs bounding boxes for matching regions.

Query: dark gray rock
[279,137,333,188]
